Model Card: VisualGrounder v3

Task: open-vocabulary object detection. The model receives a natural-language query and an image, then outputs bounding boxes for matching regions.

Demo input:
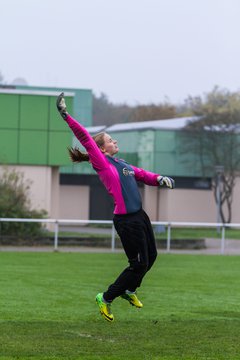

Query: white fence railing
[0,218,240,254]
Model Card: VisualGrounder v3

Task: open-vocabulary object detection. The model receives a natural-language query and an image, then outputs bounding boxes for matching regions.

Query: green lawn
[55,226,240,240]
[0,252,240,359]
[156,227,240,240]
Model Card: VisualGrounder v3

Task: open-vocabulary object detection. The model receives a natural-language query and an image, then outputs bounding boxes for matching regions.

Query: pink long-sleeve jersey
[65,114,161,215]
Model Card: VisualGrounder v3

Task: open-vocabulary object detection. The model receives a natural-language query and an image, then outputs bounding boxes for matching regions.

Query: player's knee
[129,258,148,275]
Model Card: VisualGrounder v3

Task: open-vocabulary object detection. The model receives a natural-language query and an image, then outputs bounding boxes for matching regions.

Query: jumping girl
[56,93,175,322]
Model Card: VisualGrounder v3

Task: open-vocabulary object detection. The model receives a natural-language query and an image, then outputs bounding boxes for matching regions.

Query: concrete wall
[0,165,88,221]
[59,185,89,220]
[143,178,240,223]
[0,165,56,216]
[50,167,60,219]
[1,164,240,224]
[231,177,240,223]
[157,188,216,222]
[143,186,159,221]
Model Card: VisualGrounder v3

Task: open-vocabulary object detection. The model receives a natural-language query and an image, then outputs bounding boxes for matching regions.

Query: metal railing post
[54,221,59,252]
[167,223,171,253]
[1,218,240,256]
[111,224,115,252]
[221,225,225,255]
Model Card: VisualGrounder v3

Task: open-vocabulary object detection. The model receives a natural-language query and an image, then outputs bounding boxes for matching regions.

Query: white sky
[1,0,240,105]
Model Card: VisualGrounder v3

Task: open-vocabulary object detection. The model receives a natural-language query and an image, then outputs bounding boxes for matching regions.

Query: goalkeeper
[56,93,175,322]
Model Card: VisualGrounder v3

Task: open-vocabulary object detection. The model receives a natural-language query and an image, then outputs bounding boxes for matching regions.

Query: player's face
[102,133,119,156]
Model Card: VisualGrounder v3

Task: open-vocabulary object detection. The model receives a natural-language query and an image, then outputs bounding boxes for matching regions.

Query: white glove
[56,92,68,119]
[158,176,175,189]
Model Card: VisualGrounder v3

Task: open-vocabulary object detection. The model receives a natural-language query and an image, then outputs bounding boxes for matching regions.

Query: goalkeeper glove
[56,92,68,120]
[158,176,175,189]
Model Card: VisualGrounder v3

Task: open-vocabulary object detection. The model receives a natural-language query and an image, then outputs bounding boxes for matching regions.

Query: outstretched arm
[56,93,108,171]
[131,165,160,186]
[132,165,175,189]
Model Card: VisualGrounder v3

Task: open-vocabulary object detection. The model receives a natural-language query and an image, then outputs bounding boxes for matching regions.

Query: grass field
[0,252,240,359]
[56,226,240,240]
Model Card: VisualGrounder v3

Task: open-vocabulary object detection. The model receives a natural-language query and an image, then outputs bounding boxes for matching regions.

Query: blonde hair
[68,132,106,163]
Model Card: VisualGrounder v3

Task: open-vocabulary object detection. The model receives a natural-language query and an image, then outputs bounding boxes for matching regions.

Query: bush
[0,168,47,237]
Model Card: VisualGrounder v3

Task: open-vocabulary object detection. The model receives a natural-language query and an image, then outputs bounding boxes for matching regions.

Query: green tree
[0,168,47,237]
[128,101,176,122]
[93,93,131,125]
[93,92,176,126]
[182,87,240,223]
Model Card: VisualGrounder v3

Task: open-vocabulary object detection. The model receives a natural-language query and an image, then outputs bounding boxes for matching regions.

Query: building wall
[142,178,240,223]
[230,177,240,223]
[0,165,89,221]
[157,188,216,222]
[142,185,216,222]
[59,185,89,220]
[143,186,159,220]
[51,167,60,219]
[1,165,239,224]
[57,176,240,223]
[0,165,58,216]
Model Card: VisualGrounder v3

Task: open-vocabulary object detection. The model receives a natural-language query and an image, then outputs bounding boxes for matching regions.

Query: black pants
[103,209,157,302]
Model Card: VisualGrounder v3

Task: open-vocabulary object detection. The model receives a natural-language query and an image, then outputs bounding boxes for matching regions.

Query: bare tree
[181,87,240,223]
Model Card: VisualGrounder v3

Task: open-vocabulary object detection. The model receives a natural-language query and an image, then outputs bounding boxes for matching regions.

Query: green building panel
[60,126,209,177]
[72,89,92,126]
[75,89,92,108]
[154,152,176,175]
[154,131,178,175]
[119,131,137,152]
[155,130,176,152]
[109,131,140,153]
[118,152,139,166]
[137,131,155,169]
[16,85,92,127]
[76,107,92,124]
[60,163,93,175]
[0,94,19,129]
[0,88,214,179]
[107,130,155,170]
[0,129,18,163]
[0,89,75,166]
[20,95,49,130]
[174,151,200,177]
[175,131,203,177]
[48,131,73,165]
[19,130,48,164]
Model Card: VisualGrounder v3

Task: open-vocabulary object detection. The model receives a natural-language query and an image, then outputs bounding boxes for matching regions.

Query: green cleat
[96,293,114,322]
[121,291,143,308]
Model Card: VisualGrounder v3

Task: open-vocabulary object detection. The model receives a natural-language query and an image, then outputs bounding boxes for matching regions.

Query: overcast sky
[1,0,240,105]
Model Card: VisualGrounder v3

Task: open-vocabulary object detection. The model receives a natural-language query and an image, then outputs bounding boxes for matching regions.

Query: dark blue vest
[106,156,142,213]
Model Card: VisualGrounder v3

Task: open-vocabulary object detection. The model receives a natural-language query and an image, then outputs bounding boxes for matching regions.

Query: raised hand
[56,92,68,120]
